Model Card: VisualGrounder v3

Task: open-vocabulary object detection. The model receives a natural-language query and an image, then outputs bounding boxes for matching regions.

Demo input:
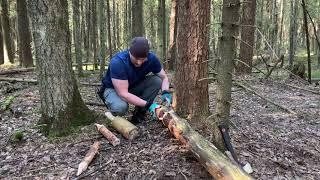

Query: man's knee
[149,76,162,89]
[108,101,128,116]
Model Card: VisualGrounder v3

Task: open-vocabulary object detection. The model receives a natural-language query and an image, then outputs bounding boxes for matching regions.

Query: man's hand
[148,103,160,120]
[160,90,172,105]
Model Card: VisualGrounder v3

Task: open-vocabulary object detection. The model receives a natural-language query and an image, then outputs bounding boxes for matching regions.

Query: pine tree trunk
[318,1,320,68]
[28,0,95,136]
[289,0,298,69]
[238,0,256,74]
[1,0,14,63]
[270,0,278,56]
[123,0,127,46]
[17,0,33,67]
[131,0,144,38]
[106,0,113,60]
[175,0,210,119]
[128,0,132,43]
[301,0,311,83]
[85,0,91,64]
[72,0,83,76]
[0,14,4,65]
[116,2,120,49]
[99,0,106,79]
[91,0,97,69]
[157,0,166,66]
[256,0,264,51]
[215,0,240,151]
[146,1,156,50]
[168,0,177,71]
[111,0,116,50]
[277,0,285,56]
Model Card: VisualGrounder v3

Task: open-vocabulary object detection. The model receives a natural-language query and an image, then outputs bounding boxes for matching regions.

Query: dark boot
[130,107,147,125]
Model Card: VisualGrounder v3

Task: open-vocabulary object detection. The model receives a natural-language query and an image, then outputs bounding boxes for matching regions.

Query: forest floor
[0,68,319,180]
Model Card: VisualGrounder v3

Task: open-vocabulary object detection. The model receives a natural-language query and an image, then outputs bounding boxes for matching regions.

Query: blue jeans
[103,75,162,116]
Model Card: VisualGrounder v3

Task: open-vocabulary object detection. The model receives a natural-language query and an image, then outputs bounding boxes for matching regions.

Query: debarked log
[155,107,252,180]
[105,112,139,140]
[95,123,120,146]
[77,141,100,176]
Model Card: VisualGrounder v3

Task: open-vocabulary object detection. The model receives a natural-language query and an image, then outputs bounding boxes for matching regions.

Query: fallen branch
[77,141,100,176]
[0,67,35,75]
[235,81,296,114]
[95,123,120,146]
[85,101,105,106]
[105,112,139,140]
[155,107,252,179]
[0,77,101,86]
[0,77,37,83]
[283,83,320,95]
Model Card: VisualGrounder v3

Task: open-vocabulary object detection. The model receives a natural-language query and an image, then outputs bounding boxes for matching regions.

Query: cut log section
[77,141,100,176]
[95,123,120,146]
[155,106,252,179]
[105,112,139,140]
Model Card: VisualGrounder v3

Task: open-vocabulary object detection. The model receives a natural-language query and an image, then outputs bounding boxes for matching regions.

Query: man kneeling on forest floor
[99,37,172,124]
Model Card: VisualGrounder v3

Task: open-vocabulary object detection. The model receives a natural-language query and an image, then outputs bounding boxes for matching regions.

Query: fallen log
[155,106,252,179]
[105,112,139,140]
[95,123,120,146]
[0,67,35,75]
[77,141,100,176]
[0,77,37,83]
[0,77,101,86]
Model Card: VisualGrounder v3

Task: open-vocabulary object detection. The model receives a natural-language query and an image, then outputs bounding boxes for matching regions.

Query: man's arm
[111,78,148,107]
[156,69,169,91]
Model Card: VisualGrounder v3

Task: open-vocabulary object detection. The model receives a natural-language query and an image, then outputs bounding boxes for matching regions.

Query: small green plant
[1,95,16,111]
[10,130,24,142]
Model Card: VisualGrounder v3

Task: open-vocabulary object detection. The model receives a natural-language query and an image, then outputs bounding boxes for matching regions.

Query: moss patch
[39,85,101,137]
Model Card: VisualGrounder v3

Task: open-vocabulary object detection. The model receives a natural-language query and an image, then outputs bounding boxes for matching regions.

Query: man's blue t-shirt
[102,50,162,89]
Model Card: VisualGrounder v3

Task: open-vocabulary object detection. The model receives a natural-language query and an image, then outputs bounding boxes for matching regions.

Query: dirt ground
[0,69,319,179]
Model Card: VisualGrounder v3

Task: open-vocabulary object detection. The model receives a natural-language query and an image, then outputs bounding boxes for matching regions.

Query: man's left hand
[160,90,172,105]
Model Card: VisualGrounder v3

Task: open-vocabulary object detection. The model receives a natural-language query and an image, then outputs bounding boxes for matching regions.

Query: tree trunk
[0,17,4,65]
[147,1,156,50]
[1,0,14,63]
[215,0,240,151]
[112,0,117,50]
[99,0,106,79]
[106,0,113,60]
[131,0,144,38]
[17,0,33,67]
[73,0,83,76]
[237,0,256,74]
[270,0,278,55]
[168,0,177,71]
[123,0,128,47]
[301,0,311,83]
[157,0,166,67]
[85,0,91,64]
[28,0,95,136]
[288,0,298,69]
[256,0,264,51]
[91,0,97,70]
[175,0,210,119]
[277,0,285,57]
[116,2,120,49]
[128,0,132,43]
[318,1,320,68]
